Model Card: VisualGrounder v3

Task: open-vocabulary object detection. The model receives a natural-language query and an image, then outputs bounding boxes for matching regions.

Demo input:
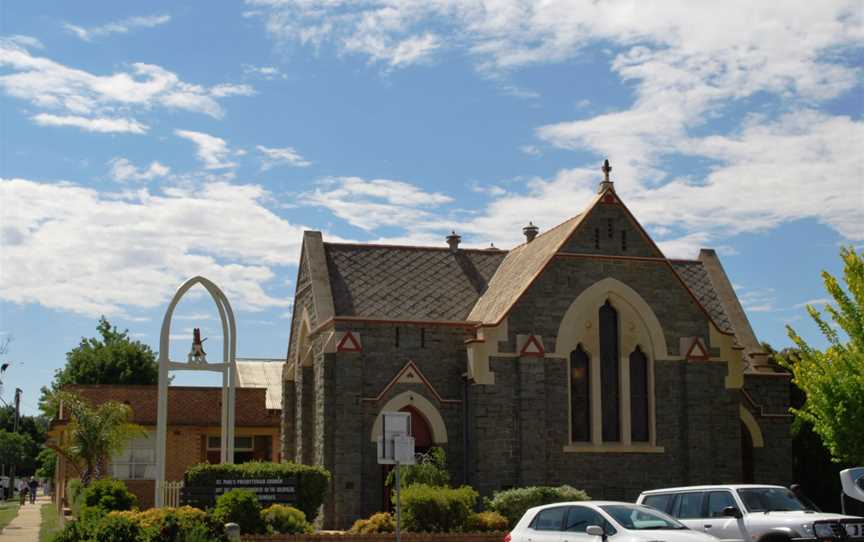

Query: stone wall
[503,257,711,357]
[560,200,661,258]
[469,355,740,502]
[320,323,470,529]
[744,374,793,486]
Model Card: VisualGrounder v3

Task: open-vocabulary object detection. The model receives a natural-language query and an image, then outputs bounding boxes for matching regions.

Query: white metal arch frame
[155,276,237,507]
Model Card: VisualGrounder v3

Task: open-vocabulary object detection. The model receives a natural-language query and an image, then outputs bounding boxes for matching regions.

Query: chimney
[446,231,461,253]
[523,221,539,242]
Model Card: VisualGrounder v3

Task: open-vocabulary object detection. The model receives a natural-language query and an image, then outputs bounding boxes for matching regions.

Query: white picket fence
[158,480,184,507]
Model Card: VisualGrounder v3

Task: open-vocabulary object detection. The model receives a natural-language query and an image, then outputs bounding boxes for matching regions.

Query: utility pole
[11,388,21,498]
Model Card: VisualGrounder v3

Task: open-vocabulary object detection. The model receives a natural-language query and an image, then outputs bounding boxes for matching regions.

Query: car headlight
[814,523,837,538]
[800,524,814,537]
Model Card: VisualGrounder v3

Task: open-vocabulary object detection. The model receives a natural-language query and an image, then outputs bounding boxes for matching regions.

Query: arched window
[570,345,590,442]
[599,300,620,442]
[629,346,649,442]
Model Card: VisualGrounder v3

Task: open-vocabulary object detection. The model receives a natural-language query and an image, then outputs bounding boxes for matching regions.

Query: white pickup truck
[636,484,864,542]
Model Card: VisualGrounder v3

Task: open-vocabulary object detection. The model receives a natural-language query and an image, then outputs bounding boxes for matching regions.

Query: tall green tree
[780,247,864,465]
[0,430,33,468]
[0,406,48,475]
[52,392,144,486]
[40,317,158,418]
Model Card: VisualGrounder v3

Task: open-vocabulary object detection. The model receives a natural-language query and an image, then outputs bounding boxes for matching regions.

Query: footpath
[0,495,51,542]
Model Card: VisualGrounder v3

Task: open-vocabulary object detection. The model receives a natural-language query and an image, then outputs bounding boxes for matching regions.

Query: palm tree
[52,392,144,486]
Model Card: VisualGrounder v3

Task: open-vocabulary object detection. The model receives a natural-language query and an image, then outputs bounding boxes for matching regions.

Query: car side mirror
[723,506,743,518]
[586,525,605,537]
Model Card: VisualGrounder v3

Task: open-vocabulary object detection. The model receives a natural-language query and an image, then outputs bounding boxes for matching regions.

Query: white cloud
[63,14,172,42]
[243,65,285,80]
[520,145,541,157]
[108,158,170,182]
[793,298,832,309]
[0,178,306,316]
[247,1,863,249]
[32,113,148,134]
[175,130,237,170]
[301,176,452,230]
[174,312,215,321]
[0,40,253,131]
[257,145,311,170]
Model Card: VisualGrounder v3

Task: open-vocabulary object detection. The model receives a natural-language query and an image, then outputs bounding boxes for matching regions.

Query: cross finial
[602,159,612,182]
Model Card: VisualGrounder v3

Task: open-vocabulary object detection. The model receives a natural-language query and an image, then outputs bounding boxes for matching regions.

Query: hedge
[54,506,227,542]
[184,461,331,522]
[396,484,478,533]
[484,485,590,527]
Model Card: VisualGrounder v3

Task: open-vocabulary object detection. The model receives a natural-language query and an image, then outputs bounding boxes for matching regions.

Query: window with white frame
[206,436,258,464]
[109,432,156,480]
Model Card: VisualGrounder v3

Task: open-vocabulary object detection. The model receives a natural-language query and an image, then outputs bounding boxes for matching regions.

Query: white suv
[636,485,864,542]
[506,501,719,542]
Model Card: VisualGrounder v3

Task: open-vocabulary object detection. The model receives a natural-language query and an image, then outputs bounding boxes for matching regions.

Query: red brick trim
[361,361,461,404]
[336,331,361,352]
[520,335,545,357]
[685,338,709,360]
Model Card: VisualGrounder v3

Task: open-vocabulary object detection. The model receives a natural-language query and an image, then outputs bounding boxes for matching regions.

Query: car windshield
[737,488,809,512]
[600,505,688,530]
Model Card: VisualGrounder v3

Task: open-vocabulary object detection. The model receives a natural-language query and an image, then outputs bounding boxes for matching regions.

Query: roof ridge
[505,212,585,252]
[324,241,508,253]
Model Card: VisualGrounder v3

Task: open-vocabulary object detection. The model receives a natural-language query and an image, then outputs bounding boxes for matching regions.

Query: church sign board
[180,476,297,508]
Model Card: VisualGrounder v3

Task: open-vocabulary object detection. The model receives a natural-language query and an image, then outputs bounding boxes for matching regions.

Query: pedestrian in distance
[28,477,37,504]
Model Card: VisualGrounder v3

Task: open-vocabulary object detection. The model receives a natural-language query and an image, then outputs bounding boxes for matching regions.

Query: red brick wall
[125,480,155,510]
[242,535,505,542]
[60,385,280,427]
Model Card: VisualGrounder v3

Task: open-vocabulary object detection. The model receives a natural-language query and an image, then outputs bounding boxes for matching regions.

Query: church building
[282,162,792,528]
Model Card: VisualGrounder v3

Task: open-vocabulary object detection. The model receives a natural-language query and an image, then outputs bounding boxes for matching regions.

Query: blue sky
[1,1,862,414]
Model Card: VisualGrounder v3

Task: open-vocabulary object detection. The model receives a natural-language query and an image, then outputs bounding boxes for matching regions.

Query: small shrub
[53,519,94,542]
[465,511,508,532]
[396,484,478,533]
[386,447,450,488]
[89,513,143,542]
[184,461,330,521]
[67,478,83,505]
[349,512,396,534]
[213,489,264,534]
[80,478,137,513]
[485,485,590,527]
[108,507,226,542]
[261,504,313,534]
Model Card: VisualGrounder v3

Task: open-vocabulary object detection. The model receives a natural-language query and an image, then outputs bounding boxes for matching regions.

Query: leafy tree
[0,405,48,475]
[52,392,144,486]
[385,446,450,488]
[40,317,158,418]
[780,247,864,465]
[0,429,33,467]
[763,344,847,512]
[35,447,56,479]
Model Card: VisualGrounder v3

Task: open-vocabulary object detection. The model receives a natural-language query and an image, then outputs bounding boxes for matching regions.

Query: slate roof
[670,259,735,334]
[324,243,507,321]
[468,214,586,324]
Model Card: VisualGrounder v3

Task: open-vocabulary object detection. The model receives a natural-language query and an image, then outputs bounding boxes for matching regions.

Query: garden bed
[242,534,506,542]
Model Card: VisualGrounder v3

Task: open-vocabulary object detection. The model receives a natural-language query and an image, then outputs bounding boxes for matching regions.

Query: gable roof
[324,243,506,321]
[467,212,588,323]
[295,185,762,357]
[235,359,284,410]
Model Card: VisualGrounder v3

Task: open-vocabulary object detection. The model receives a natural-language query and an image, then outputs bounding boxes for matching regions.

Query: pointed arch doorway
[378,404,437,510]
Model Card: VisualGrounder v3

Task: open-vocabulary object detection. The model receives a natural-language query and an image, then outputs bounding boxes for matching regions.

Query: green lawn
[0,499,20,532]
[39,502,62,542]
